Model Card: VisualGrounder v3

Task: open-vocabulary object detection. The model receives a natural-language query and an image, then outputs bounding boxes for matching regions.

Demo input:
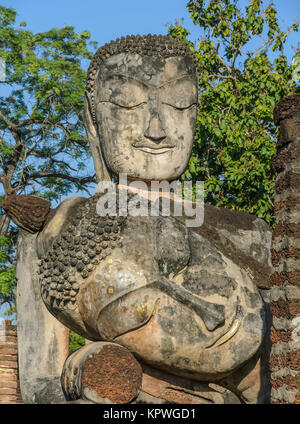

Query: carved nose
[144,114,166,143]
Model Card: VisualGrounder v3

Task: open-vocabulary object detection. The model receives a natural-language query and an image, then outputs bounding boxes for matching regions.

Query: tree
[0,6,98,314]
[69,331,86,353]
[292,43,300,88]
[0,229,17,316]
[169,0,299,225]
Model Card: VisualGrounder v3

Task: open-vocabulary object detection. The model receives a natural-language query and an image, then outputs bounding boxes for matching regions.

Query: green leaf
[168,0,297,227]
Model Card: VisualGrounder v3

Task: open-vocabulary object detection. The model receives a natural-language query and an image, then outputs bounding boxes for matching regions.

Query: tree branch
[49,158,77,172]
[0,110,17,130]
[250,26,295,57]
[208,74,236,80]
[216,53,232,73]
[24,171,96,185]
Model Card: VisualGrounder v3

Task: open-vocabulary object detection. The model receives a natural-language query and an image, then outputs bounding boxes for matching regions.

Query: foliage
[169,0,298,225]
[0,207,17,314]
[292,44,300,89]
[69,330,86,353]
[0,6,97,200]
[0,6,98,309]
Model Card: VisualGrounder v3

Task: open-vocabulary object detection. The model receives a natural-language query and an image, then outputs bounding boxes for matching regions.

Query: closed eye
[99,101,147,109]
[161,102,197,110]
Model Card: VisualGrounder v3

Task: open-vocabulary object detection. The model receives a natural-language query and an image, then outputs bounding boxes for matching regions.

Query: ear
[83,91,97,139]
[83,91,111,183]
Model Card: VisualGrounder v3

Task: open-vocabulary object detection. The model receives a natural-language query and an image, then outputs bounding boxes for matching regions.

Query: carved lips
[132,141,175,155]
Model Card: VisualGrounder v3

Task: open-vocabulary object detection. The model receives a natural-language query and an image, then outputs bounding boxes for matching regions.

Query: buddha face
[94,53,198,181]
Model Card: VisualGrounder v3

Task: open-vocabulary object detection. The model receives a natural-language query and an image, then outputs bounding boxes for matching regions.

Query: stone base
[137,364,240,404]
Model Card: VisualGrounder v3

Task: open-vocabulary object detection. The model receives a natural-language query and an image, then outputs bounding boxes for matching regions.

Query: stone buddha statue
[3,35,273,404]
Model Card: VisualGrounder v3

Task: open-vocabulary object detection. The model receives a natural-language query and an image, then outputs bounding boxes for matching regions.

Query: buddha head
[83,34,199,182]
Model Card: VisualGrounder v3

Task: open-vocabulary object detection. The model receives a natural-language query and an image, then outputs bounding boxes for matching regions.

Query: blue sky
[1,0,299,62]
[0,0,299,319]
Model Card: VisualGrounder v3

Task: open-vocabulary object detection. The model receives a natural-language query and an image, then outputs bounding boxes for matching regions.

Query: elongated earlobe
[83,92,112,183]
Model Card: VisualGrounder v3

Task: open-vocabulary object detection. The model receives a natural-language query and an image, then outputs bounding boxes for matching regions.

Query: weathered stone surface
[274,94,300,125]
[0,347,18,355]
[273,222,300,238]
[270,327,293,344]
[0,336,17,343]
[86,34,199,140]
[81,344,142,403]
[0,321,23,404]
[0,395,18,403]
[2,194,51,233]
[0,379,18,389]
[0,387,18,395]
[274,196,300,213]
[39,193,269,385]
[0,372,18,381]
[140,364,239,404]
[61,342,240,404]
[45,35,272,404]
[0,354,18,362]
[270,351,300,371]
[275,172,300,195]
[277,119,300,148]
[270,93,300,404]
[271,374,300,389]
[187,206,272,291]
[89,54,198,182]
[16,231,69,404]
[12,34,275,404]
[273,145,300,173]
[0,361,18,369]
[61,341,142,403]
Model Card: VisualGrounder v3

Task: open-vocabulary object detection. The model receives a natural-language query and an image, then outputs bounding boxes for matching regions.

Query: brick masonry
[270,93,300,404]
[0,320,23,404]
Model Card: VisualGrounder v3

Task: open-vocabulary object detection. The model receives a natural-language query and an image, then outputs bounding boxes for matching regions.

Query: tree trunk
[0,213,10,236]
